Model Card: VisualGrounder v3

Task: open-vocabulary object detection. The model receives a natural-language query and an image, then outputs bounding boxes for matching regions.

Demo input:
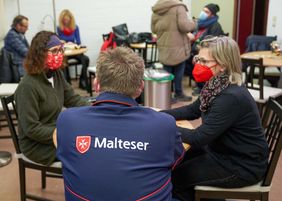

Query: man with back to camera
[4,15,29,77]
[54,47,185,201]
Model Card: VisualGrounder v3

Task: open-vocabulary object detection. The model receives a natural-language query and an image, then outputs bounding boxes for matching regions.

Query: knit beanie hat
[205,3,220,15]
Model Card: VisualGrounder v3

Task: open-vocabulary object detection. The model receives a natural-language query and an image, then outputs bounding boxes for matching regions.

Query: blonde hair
[58,9,76,30]
[199,36,242,85]
[96,47,145,97]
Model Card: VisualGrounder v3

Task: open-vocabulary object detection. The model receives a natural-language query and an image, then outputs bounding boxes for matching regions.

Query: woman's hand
[187,32,195,41]
[53,129,57,148]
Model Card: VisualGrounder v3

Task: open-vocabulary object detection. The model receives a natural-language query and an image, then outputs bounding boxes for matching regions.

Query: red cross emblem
[76,136,91,154]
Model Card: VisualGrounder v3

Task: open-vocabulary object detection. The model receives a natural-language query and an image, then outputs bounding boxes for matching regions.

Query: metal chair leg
[89,73,95,97]
[75,65,78,81]
[41,170,46,189]
[19,162,26,201]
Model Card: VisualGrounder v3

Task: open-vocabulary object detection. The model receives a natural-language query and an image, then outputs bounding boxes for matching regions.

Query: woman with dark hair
[15,31,89,166]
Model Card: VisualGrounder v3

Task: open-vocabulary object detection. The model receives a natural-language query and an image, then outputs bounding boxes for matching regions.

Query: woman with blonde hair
[162,36,269,201]
[57,9,90,90]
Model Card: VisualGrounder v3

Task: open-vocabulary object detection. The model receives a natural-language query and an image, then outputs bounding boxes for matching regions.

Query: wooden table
[176,120,192,150]
[241,51,282,67]
[64,47,87,57]
[130,43,154,50]
[130,43,146,49]
[150,108,192,150]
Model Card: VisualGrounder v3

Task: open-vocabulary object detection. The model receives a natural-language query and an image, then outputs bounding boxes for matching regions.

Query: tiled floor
[0,78,281,201]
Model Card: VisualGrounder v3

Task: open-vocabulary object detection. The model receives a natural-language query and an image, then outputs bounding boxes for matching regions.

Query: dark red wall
[236,0,255,53]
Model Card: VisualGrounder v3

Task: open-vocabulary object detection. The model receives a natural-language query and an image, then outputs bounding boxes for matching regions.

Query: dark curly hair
[24,31,59,75]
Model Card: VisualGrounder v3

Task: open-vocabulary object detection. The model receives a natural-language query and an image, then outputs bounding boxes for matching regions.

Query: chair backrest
[144,41,158,68]
[1,95,21,154]
[102,33,110,42]
[261,98,282,186]
[245,35,277,52]
[242,57,265,99]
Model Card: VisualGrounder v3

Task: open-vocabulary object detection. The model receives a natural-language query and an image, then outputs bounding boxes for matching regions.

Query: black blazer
[0,48,20,83]
[163,84,269,183]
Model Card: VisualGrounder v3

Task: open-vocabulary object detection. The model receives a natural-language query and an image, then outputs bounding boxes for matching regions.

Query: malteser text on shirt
[94,137,149,151]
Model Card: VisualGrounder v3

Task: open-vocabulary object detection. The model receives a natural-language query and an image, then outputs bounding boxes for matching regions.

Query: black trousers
[172,147,251,201]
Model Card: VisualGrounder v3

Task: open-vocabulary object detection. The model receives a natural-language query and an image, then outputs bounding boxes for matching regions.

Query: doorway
[234,0,270,52]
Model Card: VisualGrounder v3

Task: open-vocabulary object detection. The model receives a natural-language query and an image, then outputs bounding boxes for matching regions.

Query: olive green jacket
[15,70,89,165]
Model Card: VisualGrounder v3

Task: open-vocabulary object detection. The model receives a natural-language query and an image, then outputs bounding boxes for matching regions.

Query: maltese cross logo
[76,136,91,154]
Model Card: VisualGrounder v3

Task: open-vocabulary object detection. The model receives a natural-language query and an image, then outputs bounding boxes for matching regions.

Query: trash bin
[144,69,174,110]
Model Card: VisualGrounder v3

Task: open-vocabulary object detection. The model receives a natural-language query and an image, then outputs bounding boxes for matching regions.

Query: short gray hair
[96,47,145,97]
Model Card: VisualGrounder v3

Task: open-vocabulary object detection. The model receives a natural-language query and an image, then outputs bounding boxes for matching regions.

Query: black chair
[143,41,162,68]
[242,57,282,115]
[102,33,110,41]
[246,35,277,52]
[195,97,282,201]
[143,41,158,68]
[87,66,96,96]
[245,35,280,87]
[67,58,80,81]
[1,95,62,201]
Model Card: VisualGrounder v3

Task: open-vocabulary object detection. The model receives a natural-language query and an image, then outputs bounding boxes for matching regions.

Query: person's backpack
[137,32,153,43]
[0,48,20,83]
[112,23,130,46]
[128,32,153,44]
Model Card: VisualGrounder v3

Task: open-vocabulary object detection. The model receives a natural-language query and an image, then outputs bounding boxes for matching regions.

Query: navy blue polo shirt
[56,92,184,201]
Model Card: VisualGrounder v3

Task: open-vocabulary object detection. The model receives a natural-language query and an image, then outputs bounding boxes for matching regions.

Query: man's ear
[93,78,100,94]
[134,80,144,99]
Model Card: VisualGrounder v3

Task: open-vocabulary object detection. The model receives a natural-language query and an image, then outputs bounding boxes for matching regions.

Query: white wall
[0,0,7,48]
[267,0,282,42]
[3,0,192,66]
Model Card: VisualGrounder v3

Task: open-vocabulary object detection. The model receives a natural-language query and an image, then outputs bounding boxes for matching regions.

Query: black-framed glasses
[48,48,64,55]
[193,56,216,66]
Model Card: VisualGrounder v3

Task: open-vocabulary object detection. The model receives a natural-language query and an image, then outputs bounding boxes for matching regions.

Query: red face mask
[192,63,216,83]
[46,53,64,71]
[62,28,74,36]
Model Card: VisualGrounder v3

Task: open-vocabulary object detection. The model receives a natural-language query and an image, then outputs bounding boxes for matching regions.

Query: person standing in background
[4,15,29,77]
[57,9,90,90]
[151,0,196,102]
[187,3,224,96]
